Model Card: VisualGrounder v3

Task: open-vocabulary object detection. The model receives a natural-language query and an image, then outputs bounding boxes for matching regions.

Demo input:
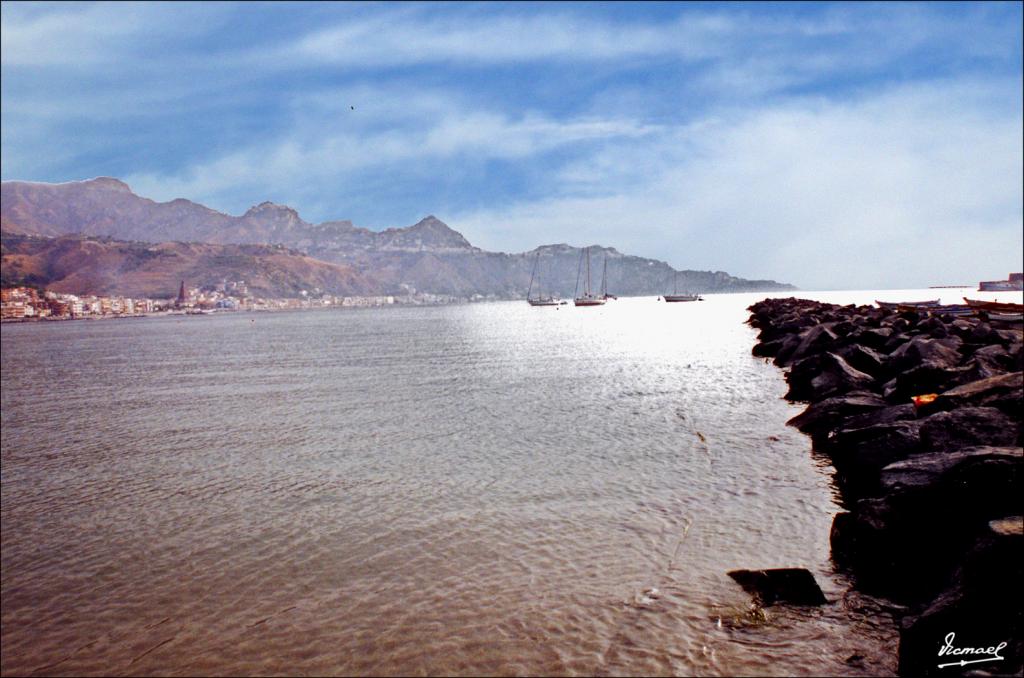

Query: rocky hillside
[1,232,377,299]
[0,178,477,251]
[1,178,796,297]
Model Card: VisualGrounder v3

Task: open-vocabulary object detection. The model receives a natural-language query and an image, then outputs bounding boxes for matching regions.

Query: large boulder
[885,363,973,403]
[919,407,1019,453]
[789,324,839,364]
[830,447,1022,601]
[786,352,876,402]
[752,338,784,358]
[920,372,1023,418]
[838,403,918,432]
[970,344,1015,374]
[787,392,889,441]
[837,343,890,379]
[880,446,1022,507]
[888,336,963,372]
[854,327,895,350]
[772,333,805,366]
[826,420,925,493]
[949,318,975,338]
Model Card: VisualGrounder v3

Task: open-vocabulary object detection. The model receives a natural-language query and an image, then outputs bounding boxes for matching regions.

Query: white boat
[600,256,616,300]
[574,247,606,307]
[986,311,1024,324]
[664,271,702,302]
[526,250,561,306]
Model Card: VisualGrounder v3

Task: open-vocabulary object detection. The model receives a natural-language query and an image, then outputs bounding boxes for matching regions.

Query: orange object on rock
[912,393,939,408]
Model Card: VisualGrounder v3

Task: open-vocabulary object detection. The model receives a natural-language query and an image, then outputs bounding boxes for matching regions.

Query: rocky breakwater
[748,298,1022,676]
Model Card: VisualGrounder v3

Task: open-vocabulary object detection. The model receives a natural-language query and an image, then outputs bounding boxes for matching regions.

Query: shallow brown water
[1,294,903,676]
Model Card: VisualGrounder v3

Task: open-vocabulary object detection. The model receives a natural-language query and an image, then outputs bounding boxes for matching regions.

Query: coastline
[748,297,1022,676]
[0,299,466,324]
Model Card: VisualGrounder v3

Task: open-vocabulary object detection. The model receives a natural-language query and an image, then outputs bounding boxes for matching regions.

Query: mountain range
[1,232,375,299]
[1,178,795,299]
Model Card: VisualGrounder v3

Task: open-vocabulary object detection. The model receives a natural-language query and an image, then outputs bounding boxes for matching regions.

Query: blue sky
[2,1,1022,289]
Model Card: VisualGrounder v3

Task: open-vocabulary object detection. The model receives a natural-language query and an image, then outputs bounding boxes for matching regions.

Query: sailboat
[600,255,616,300]
[527,250,561,306]
[574,247,606,307]
[664,271,702,302]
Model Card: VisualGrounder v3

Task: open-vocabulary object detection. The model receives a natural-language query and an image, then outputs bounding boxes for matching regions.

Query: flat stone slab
[727,568,828,606]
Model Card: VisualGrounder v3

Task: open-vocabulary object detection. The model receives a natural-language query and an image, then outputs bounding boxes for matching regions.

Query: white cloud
[122,105,659,215]
[449,80,1023,290]
[0,2,224,67]
[290,11,677,66]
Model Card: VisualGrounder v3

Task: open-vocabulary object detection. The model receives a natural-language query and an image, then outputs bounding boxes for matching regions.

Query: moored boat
[664,271,702,302]
[963,298,1024,313]
[986,311,1024,324]
[875,299,940,310]
[599,256,616,301]
[573,247,606,307]
[526,250,561,306]
[915,304,974,316]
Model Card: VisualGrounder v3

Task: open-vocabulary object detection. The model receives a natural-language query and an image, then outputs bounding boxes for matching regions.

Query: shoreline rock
[748,297,1022,676]
[727,568,828,606]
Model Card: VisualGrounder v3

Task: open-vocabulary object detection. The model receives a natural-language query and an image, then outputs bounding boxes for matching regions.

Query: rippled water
[7,290,984,676]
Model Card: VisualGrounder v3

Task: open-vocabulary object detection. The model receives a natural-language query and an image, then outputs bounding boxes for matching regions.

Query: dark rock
[919,372,1023,417]
[881,376,899,399]
[1008,342,1024,371]
[888,336,963,372]
[881,446,1022,501]
[747,297,1023,676]
[949,318,975,338]
[970,344,1012,373]
[772,333,804,366]
[995,328,1024,346]
[883,333,913,354]
[919,407,1018,452]
[727,568,827,606]
[886,363,973,403]
[827,420,925,494]
[837,343,889,379]
[829,511,858,565]
[809,353,877,399]
[752,338,784,358]
[839,403,918,431]
[830,447,1022,600]
[787,391,889,441]
[970,321,996,343]
[916,315,949,338]
[786,352,875,402]
[897,517,1023,677]
[856,327,894,350]
[789,324,839,364]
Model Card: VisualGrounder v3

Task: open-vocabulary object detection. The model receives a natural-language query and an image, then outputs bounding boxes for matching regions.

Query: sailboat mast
[528,250,539,300]
[585,248,592,296]
[601,255,607,297]
[574,248,583,298]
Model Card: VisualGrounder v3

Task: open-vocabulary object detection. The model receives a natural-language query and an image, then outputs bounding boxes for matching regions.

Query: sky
[2,1,1022,290]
